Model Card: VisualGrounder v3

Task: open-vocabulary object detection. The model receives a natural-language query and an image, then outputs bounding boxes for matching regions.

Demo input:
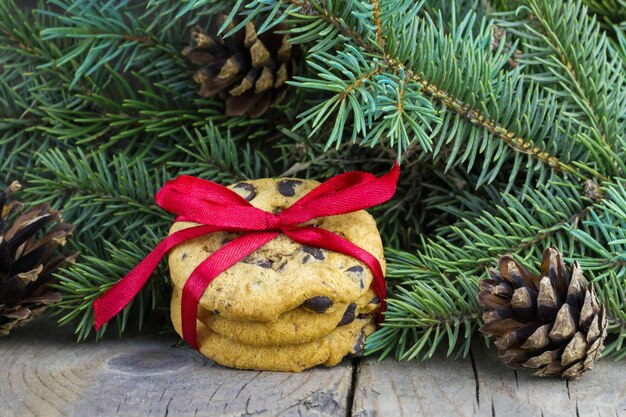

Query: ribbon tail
[180,231,278,349]
[93,225,219,331]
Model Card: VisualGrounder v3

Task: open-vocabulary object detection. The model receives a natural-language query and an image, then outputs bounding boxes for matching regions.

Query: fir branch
[366,276,482,360]
[390,181,593,280]
[374,17,603,181]
[36,0,233,94]
[236,0,603,184]
[496,0,626,173]
[24,148,171,243]
[415,74,579,176]
[166,124,275,180]
[291,49,439,155]
[37,68,227,149]
[39,0,187,88]
[423,0,489,34]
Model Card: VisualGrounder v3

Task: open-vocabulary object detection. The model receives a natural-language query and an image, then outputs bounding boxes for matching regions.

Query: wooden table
[1,318,624,417]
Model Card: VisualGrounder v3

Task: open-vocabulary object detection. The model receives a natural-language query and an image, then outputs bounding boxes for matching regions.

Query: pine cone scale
[561,332,587,367]
[229,72,255,96]
[250,40,270,68]
[549,303,577,342]
[521,323,551,349]
[522,348,560,368]
[494,322,539,350]
[537,276,559,323]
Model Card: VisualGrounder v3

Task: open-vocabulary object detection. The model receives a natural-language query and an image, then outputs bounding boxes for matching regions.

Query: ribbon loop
[93,164,400,349]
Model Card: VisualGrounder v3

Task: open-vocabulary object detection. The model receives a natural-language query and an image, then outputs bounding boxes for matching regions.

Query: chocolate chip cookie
[167,178,385,322]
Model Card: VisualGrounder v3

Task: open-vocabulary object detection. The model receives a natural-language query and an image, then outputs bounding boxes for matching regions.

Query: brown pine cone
[182,14,297,118]
[478,247,607,379]
[0,181,78,336]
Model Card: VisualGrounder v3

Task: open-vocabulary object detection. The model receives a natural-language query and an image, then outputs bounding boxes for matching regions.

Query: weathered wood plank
[353,342,626,417]
[472,343,626,417]
[0,317,353,417]
[352,350,478,417]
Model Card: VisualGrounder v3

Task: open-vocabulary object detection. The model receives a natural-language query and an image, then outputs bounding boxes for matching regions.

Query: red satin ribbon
[94,164,399,349]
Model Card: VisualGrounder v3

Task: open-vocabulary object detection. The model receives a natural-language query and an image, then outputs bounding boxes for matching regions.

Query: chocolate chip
[357,313,371,320]
[233,182,257,201]
[369,296,380,306]
[181,253,188,260]
[302,246,325,260]
[276,261,288,272]
[347,266,364,274]
[256,260,272,269]
[242,257,271,268]
[212,310,220,315]
[347,265,365,289]
[301,296,333,313]
[337,304,357,327]
[277,179,302,197]
[351,332,365,357]
[302,255,311,264]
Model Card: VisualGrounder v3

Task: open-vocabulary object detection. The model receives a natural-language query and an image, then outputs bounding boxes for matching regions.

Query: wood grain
[352,350,477,417]
[0,317,353,417]
[353,342,626,417]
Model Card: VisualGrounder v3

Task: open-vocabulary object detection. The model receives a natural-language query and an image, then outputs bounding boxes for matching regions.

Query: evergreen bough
[2,0,625,361]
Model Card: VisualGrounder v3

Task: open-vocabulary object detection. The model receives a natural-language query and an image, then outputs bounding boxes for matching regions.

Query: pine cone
[182,15,296,118]
[478,247,607,379]
[0,181,78,336]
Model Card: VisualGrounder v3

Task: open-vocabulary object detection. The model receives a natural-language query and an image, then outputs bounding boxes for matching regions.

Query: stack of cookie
[168,177,385,372]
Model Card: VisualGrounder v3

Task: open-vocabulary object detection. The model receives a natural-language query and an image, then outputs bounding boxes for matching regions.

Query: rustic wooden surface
[1,318,625,417]
[354,343,626,417]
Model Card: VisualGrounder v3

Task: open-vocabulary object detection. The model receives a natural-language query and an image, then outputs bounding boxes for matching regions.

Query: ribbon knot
[265,212,282,230]
[93,164,400,350]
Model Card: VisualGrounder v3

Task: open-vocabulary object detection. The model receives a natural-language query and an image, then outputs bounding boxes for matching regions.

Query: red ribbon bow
[94,164,399,349]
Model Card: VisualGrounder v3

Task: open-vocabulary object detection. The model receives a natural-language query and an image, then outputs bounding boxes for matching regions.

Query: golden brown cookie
[168,178,385,322]
[172,287,380,346]
[171,292,375,372]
